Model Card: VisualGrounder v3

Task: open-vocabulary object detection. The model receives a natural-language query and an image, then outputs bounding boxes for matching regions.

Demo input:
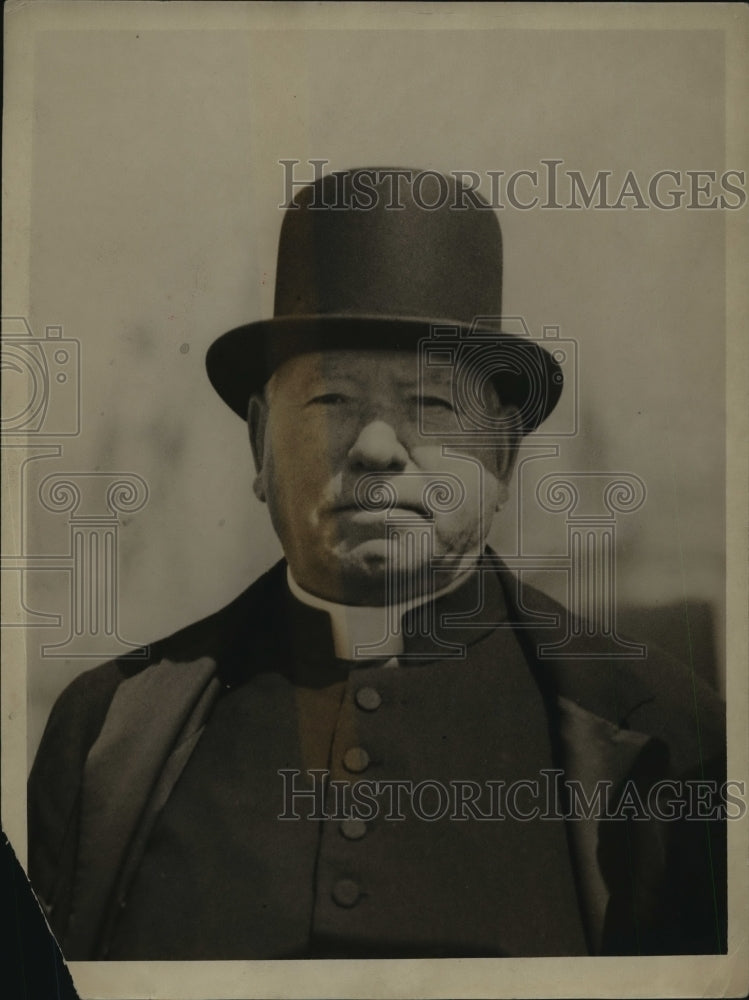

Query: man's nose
[347,420,410,471]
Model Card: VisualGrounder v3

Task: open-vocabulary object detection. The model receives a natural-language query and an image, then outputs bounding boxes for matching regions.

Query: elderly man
[28,169,726,960]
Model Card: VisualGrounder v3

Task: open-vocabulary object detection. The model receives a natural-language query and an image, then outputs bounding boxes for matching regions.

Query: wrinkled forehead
[263,350,508,417]
[264,347,496,400]
[271,348,425,385]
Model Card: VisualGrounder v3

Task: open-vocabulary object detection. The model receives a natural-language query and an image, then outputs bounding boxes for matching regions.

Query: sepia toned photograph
[2,3,747,998]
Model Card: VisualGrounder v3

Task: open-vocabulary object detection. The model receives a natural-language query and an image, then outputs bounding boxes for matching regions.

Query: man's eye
[307,393,349,406]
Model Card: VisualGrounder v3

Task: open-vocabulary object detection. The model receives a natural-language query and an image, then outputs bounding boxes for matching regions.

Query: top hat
[206,168,562,433]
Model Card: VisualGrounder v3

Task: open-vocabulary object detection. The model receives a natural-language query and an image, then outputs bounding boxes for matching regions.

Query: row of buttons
[331,684,383,907]
[342,685,382,773]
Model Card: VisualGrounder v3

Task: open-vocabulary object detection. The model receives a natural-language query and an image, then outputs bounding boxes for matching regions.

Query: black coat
[28,557,727,959]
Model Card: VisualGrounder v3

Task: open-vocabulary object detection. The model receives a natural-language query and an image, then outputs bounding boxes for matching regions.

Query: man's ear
[495,404,522,499]
[247,393,268,503]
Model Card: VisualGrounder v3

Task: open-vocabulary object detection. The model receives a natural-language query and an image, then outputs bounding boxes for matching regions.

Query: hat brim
[205,315,563,434]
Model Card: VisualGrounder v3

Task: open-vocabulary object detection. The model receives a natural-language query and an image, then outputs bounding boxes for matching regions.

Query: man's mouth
[331,500,432,518]
[328,473,463,520]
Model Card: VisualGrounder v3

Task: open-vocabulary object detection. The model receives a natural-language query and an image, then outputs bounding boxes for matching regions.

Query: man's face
[249,349,519,605]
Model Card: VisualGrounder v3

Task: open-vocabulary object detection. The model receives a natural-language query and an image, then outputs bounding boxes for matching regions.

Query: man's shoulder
[38,560,287,746]
[501,568,726,769]
[129,558,287,667]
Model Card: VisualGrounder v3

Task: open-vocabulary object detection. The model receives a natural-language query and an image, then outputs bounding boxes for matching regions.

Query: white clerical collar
[286,565,476,661]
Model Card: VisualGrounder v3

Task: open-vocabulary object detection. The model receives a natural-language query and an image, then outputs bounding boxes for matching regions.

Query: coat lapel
[494,559,676,953]
[64,655,221,958]
[555,694,658,954]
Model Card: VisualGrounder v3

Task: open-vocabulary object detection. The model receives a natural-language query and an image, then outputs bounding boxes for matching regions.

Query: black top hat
[206,168,562,433]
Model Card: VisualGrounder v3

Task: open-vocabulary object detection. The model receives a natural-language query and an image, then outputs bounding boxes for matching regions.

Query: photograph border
[2,3,747,998]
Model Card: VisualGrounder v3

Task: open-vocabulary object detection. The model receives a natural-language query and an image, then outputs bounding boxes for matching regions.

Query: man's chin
[327,539,437,605]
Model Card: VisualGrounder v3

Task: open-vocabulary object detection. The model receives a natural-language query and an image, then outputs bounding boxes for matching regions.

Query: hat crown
[274,168,503,324]
[206,166,562,433]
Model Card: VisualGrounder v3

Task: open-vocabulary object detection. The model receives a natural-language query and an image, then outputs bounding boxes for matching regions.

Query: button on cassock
[340,818,367,840]
[355,686,382,711]
[332,879,361,908]
[342,746,370,773]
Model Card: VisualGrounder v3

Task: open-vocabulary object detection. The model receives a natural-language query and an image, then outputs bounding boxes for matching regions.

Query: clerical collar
[286,566,477,661]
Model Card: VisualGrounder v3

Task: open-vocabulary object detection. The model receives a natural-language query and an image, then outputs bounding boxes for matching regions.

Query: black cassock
[28,556,727,959]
